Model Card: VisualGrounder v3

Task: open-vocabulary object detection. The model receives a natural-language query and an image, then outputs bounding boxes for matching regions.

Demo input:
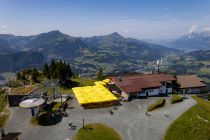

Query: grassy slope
[164,96,210,140]
[73,123,121,140]
[198,61,210,65]
[71,77,96,86]
[0,90,8,127]
[38,77,96,95]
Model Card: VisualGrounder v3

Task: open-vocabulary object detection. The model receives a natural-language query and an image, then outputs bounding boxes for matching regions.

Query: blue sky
[0,0,210,39]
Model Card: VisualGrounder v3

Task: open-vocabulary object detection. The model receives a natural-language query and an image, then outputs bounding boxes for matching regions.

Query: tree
[43,63,50,79]
[16,72,21,80]
[41,59,73,85]
[31,68,39,82]
[66,64,72,80]
[50,59,57,79]
[97,67,104,81]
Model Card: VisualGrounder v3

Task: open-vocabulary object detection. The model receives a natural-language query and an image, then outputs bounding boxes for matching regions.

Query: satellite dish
[19,98,45,108]
[160,59,163,65]
[156,60,159,65]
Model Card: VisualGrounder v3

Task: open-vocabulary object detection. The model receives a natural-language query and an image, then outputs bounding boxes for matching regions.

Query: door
[146,91,148,97]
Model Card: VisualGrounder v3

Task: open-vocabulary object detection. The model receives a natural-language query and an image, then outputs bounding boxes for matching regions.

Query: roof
[1,132,21,140]
[72,84,118,105]
[111,73,175,93]
[9,86,35,95]
[94,81,106,86]
[177,75,206,89]
[103,78,111,83]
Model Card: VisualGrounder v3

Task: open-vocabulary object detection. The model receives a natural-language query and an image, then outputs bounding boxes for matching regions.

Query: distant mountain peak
[109,32,122,37]
[46,30,63,35]
[111,32,120,35]
[106,32,125,40]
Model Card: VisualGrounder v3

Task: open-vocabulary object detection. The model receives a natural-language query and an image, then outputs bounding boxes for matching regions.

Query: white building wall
[185,88,201,94]
[159,86,166,94]
[139,88,159,96]
[138,86,173,97]
[167,88,172,93]
[138,92,146,97]
[159,85,172,94]
[190,88,200,93]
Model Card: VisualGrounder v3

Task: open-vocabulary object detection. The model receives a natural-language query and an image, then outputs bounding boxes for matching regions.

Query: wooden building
[110,73,175,100]
[7,86,35,106]
[176,75,206,94]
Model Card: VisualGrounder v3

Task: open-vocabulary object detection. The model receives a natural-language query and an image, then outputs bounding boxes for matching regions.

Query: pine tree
[50,59,57,79]
[57,60,63,81]
[66,64,72,80]
[31,68,39,82]
[97,67,104,81]
[43,63,50,79]
[16,72,21,80]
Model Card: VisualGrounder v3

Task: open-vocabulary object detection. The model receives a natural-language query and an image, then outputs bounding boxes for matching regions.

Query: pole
[80,74,83,86]
[59,86,62,104]
[82,118,84,129]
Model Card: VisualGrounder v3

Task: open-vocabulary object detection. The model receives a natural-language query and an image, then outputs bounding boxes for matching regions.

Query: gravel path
[4,95,196,140]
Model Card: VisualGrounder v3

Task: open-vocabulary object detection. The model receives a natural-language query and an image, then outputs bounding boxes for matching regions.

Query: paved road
[4,95,196,140]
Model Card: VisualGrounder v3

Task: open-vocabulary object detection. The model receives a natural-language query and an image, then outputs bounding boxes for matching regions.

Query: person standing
[69,120,72,128]
[165,111,167,117]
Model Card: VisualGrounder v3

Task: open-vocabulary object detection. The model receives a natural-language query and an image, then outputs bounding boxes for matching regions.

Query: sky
[1,0,210,39]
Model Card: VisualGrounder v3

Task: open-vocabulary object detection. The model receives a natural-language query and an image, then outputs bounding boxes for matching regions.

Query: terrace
[72,84,118,108]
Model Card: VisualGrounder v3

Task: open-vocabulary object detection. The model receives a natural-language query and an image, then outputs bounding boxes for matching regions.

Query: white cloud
[124,30,130,33]
[204,27,210,31]
[188,24,198,33]
[1,25,8,30]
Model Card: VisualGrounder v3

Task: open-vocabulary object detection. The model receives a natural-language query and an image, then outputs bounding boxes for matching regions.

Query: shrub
[147,99,165,111]
[171,91,178,94]
[171,94,183,104]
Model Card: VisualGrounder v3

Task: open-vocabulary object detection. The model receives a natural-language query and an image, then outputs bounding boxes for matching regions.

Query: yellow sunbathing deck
[72,84,118,105]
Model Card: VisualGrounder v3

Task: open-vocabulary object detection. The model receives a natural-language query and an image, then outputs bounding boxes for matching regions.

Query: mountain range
[186,50,210,61]
[169,31,210,51]
[0,31,180,74]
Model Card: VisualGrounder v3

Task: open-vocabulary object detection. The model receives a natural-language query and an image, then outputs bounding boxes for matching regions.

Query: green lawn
[30,102,62,126]
[73,123,121,140]
[52,102,62,112]
[164,96,210,140]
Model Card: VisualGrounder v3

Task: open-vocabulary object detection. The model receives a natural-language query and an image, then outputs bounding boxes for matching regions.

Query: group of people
[145,110,169,117]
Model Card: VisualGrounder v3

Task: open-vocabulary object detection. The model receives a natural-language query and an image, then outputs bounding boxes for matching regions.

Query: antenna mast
[156,59,163,73]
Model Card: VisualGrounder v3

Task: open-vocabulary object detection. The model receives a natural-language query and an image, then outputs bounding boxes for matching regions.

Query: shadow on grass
[38,112,62,126]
